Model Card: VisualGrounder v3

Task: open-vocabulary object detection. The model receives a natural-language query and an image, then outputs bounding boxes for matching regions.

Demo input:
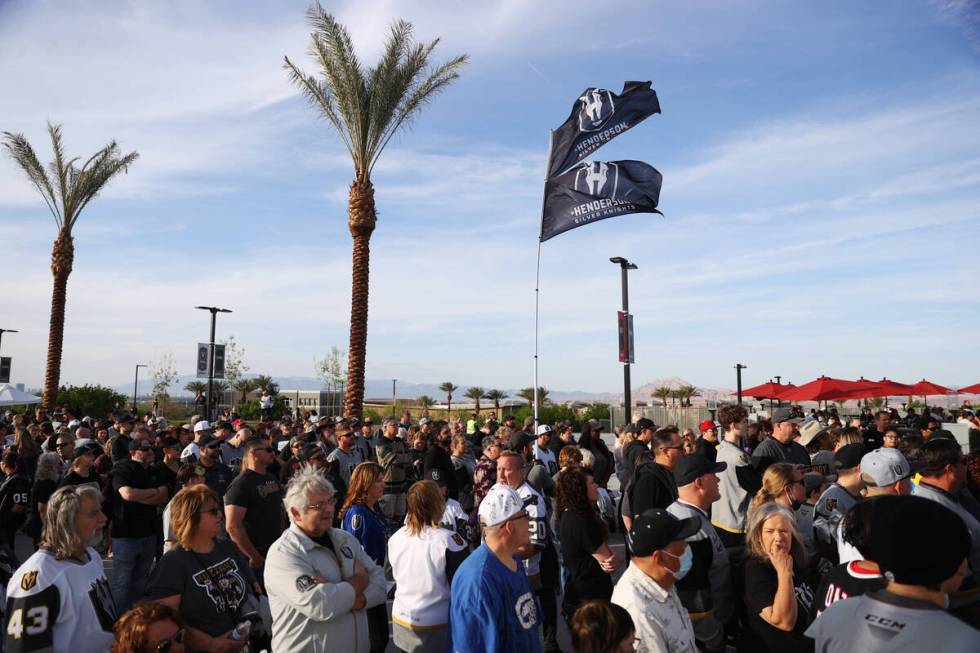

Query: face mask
[786,488,802,511]
[663,546,693,580]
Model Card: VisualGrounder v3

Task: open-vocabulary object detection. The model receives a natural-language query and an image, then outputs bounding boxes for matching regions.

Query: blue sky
[1,0,979,395]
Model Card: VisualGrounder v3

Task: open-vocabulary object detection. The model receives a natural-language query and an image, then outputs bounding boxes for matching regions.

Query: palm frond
[364,19,413,158]
[283,56,355,159]
[68,146,138,230]
[46,123,73,230]
[0,130,61,224]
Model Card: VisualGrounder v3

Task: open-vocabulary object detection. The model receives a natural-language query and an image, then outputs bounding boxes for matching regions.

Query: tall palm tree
[284,3,466,418]
[2,123,138,407]
[519,387,549,406]
[652,386,671,408]
[185,381,207,406]
[464,386,484,416]
[252,375,279,395]
[233,377,257,405]
[483,389,508,417]
[416,394,435,417]
[678,384,700,407]
[439,382,458,416]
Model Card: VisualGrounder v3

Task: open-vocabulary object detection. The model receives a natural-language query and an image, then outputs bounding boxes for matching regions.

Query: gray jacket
[913,481,980,607]
[711,441,751,536]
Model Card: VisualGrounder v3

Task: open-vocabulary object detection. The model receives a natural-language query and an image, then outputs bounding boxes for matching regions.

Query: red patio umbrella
[777,376,860,402]
[835,377,914,401]
[731,381,796,399]
[907,379,951,396]
[957,382,980,394]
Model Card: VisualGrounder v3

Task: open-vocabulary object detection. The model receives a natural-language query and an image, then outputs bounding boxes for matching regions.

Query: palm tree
[652,386,671,408]
[483,389,508,417]
[678,384,700,407]
[252,375,279,395]
[2,124,138,407]
[185,381,207,407]
[284,4,466,418]
[416,395,435,417]
[519,387,549,406]
[439,382,458,416]
[233,377,257,405]
[464,386,484,416]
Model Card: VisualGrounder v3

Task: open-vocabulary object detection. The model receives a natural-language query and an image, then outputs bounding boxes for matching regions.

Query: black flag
[547,81,661,178]
[540,160,662,242]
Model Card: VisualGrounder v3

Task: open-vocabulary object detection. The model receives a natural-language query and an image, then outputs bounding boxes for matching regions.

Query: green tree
[284,3,466,418]
[150,352,178,404]
[221,335,249,391]
[518,387,549,406]
[652,386,671,408]
[252,375,279,395]
[56,384,126,418]
[232,378,257,406]
[184,381,207,406]
[439,382,458,415]
[483,389,508,417]
[677,384,700,407]
[2,124,138,407]
[416,394,435,417]
[464,386,485,416]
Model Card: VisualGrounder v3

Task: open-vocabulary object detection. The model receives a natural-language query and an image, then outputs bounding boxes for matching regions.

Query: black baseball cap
[634,418,656,433]
[673,454,727,487]
[73,441,102,459]
[299,443,325,462]
[508,431,534,452]
[871,495,969,585]
[199,434,220,449]
[834,443,865,470]
[128,439,153,453]
[629,509,699,557]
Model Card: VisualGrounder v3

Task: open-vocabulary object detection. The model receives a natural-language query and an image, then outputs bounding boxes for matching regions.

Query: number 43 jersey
[4,547,117,653]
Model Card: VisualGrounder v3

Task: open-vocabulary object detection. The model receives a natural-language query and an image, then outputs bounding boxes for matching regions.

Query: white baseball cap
[478,484,525,528]
[193,420,212,432]
[535,424,554,437]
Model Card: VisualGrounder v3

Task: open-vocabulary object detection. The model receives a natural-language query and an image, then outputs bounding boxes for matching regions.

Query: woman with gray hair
[23,451,63,544]
[4,485,117,652]
[265,466,387,653]
[740,502,815,653]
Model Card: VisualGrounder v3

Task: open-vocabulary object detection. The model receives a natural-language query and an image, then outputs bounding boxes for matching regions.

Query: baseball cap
[298,443,325,462]
[478,484,525,527]
[634,418,655,432]
[427,466,447,486]
[128,439,153,453]
[418,417,431,426]
[198,434,220,449]
[673,454,727,487]
[73,441,102,459]
[629,509,700,557]
[871,495,970,585]
[698,420,717,433]
[116,415,136,424]
[193,420,212,433]
[508,431,534,452]
[535,424,554,437]
[214,421,232,431]
[771,407,801,424]
[232,418,245,429]
[802,472,830,496]
[860,448,922,487]
[798,420,830,447]
[834,443,865,470]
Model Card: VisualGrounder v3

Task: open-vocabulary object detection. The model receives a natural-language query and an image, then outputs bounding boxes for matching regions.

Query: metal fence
[610,405,713,431]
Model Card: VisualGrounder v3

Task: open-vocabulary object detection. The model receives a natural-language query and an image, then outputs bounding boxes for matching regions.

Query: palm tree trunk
[345,174,376,419]
[43,230,73,408]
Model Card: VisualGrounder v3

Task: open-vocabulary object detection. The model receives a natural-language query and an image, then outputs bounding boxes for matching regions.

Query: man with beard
[5,485,118,652]
[196,433,234,500]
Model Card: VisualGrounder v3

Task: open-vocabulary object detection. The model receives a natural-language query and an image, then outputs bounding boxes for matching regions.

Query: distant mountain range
[114,374,731,405]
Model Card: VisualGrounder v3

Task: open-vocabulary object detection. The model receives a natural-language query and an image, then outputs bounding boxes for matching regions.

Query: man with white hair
[265,467,386,652]
[4,485,117,652]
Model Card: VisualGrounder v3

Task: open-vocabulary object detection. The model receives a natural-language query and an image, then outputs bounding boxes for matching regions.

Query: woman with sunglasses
[112,601,185,653]
[146,484,259,653]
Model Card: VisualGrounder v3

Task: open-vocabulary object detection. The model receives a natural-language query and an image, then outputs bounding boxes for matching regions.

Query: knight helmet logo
[577,88,615,132]
[20,570,38,591]
[573,162,620,198]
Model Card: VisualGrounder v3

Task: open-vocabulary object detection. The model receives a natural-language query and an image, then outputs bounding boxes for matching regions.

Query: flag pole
[534,130,555,428]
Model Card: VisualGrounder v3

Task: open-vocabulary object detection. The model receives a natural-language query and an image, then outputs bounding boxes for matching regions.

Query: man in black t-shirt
[197,434,234,499]
[424,428,459,501]
[0,451,31,549]
[109,439,168,612]
[224,436,284,588]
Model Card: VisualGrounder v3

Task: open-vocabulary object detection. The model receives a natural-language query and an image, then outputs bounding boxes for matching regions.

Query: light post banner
[541,160,662,242]
[548,81,661,178]
[196,344,209,378]
[212,344,226,379]
[617,312,635,364]
[0,357,10,383]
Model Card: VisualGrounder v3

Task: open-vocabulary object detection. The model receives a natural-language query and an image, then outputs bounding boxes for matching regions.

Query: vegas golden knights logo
[20,571,38,591]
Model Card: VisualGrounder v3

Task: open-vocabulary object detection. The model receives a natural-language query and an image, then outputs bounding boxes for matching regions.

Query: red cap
[699,420,717,432]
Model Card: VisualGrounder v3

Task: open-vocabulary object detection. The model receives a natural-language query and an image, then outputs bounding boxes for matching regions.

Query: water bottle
[231,620,252,641]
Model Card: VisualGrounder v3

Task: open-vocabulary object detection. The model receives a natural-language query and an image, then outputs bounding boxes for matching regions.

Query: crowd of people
[0,401,978,652]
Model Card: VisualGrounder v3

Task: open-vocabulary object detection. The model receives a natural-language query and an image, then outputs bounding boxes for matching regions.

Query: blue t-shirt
[449,543,541,653]
[341,503,387,565]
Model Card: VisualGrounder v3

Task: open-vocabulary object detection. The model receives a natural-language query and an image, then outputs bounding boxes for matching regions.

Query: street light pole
[735,364,747,405]
[133,364,147,414]
[392,379,397,417]
[610,257,638,424]
[0,328,18,353]
[774,374,782,408]
[194,306,232,422]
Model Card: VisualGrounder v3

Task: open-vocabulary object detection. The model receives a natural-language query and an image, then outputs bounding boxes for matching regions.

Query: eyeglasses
[156,628,185,653]
[304,497,337,512]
